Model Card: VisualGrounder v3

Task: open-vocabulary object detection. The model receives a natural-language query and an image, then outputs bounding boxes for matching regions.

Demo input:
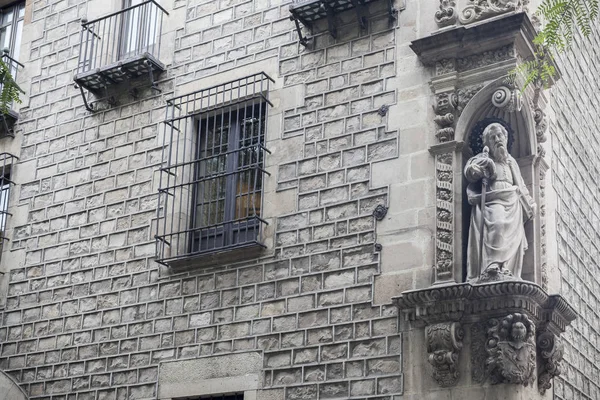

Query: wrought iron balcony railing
[74,0,168,110]
[0,50,24,137]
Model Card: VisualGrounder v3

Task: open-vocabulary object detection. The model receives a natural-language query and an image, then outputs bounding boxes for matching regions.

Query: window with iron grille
[0,153,17,262]
[156,73,274,268]
[0,2,25,137]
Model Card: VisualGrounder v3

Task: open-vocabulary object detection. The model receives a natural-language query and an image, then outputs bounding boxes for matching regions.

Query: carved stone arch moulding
[456,78,537,159]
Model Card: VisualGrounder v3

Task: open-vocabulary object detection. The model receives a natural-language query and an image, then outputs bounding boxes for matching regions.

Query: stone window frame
[157,353,263,400]
[173,393,246,400]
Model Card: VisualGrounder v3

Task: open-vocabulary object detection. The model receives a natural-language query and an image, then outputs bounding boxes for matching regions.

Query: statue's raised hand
[467,147,497,181]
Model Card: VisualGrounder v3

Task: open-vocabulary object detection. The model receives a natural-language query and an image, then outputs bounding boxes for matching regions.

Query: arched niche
[455,77,545,285]
[457,78,537,157]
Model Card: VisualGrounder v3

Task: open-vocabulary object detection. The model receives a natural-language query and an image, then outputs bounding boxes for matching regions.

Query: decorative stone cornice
[395,281,575,331]
[412,13,536,67]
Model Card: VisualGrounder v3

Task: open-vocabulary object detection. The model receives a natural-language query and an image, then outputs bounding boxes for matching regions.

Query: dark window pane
[0,2,24,60]
[192,103,266,252]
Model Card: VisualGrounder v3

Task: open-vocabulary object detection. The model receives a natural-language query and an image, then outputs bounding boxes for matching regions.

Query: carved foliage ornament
[486,313,536,386]
[426,322,464,386]
[537,331,564,394]
[456,45,515,72]
[457,84,484,115]
[534,108,548,157]
[460,0,529,24]
[435,152,454,280]
[435,0,457,27]
[435,58,456,76]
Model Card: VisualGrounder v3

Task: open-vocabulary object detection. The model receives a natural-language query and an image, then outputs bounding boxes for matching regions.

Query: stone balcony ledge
[394,280,576,332]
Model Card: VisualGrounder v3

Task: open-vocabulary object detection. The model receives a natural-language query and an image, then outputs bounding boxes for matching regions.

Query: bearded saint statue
[464,123,536,282]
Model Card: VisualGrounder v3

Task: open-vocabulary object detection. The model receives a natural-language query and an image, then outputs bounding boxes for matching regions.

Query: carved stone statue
[465,123,535,282]
[485,313,536,386]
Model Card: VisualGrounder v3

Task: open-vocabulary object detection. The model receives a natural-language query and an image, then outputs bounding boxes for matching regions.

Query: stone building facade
[0,0,592,399]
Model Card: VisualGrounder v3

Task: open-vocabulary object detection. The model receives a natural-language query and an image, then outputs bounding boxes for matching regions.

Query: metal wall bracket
[0,115,16,138]
[76,84,94,112]
[145,59,161,94]
[388,0,398,23]
[321,2,337,38]
[290,10,312,47]
[351,0,367,30]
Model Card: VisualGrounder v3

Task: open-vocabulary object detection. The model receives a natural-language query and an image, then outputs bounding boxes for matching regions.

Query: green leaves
[0,58,23,115]
[513,0,598,94]
[536,0,597,49]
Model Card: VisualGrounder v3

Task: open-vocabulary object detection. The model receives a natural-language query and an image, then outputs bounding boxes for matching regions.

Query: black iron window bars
[74,0,168,111]
[0,50,24,137]
[289,0,397,46]
[155,72,274,268]
[0,153,17,265]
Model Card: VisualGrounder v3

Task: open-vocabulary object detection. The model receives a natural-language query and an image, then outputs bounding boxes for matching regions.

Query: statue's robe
[465,154,534,281]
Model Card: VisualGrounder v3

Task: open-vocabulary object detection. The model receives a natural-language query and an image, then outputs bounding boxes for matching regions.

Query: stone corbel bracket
[394,281,576,391]
[426,322,464,387]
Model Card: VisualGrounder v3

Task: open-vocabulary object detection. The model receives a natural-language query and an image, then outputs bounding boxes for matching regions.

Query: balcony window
[0,50,23,137]
[156,73,274,269]
[0,1,24,61]
[0,1,24,136]
[74,0,168,111]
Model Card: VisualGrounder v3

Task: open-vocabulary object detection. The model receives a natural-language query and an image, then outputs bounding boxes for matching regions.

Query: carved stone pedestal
[394,281,576,399]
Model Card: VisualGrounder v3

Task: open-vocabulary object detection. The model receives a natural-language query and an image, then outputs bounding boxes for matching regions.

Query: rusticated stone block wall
[0,0,407,399]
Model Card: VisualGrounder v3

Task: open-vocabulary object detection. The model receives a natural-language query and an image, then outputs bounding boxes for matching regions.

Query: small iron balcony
[74,0,168,110]
[289,0,397,46]
[0,50,24,137]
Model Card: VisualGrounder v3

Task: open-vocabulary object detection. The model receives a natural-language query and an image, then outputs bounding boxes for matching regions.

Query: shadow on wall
[0,369,28,400]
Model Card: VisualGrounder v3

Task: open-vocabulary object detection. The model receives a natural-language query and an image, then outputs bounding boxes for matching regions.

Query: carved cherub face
[510,322,527,342]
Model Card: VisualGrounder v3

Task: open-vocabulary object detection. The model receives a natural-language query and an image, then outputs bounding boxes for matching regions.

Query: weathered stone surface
[0,1,413,399]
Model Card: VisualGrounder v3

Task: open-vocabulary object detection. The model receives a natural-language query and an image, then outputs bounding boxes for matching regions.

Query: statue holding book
[464,122,535,282]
